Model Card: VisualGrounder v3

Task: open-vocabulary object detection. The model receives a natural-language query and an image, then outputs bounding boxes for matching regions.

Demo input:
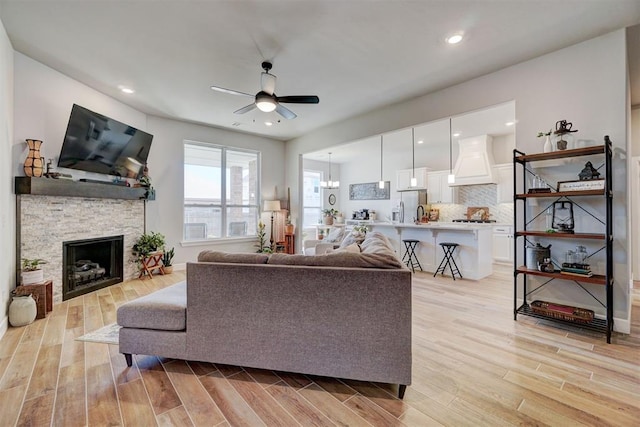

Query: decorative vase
[21,269,44,285]
[285,223,295,234]
[24,139,45,177]
[9,295,37,327]
[323,216,333,225]
[543,136,553,153]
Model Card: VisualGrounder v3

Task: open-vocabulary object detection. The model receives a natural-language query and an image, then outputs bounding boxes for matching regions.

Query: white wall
[146,116,285,262]
[287,29,631,325]
[0,14,14,337]
[11,52,285,272]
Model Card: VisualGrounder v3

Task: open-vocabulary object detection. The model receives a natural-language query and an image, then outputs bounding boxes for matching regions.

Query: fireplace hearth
[63,235,124,300]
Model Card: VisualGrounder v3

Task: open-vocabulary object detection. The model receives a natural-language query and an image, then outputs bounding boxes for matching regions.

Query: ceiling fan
[210,61,319,120]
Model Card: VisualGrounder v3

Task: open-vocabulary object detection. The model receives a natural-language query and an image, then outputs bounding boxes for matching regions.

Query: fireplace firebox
[62,235,124,300]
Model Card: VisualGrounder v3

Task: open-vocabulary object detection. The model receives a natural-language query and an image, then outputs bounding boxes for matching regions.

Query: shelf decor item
[24,139,45,177]
[530,300,594,324]
[551,201,574,233]
[557,179,605,192]
[552,120,578,150]
[537,130,553,153]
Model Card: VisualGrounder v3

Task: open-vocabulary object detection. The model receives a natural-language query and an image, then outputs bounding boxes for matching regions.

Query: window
[302,169,322,228]
[184,141,260,240]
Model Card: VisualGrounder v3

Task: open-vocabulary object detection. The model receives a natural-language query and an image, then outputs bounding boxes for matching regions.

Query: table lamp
[263,200,281,249]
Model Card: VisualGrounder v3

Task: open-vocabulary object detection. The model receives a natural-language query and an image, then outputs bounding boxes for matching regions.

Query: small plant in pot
[162,247,175,274]
[21,258,47,285]
[322,208,338,225]
[132,231,166,268]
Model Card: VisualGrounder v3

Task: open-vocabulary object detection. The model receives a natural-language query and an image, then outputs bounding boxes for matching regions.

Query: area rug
[76,323,120,345]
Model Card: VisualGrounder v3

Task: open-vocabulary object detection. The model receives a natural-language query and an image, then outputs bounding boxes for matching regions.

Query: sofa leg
[124,353,132,367]
[398,384,407,399]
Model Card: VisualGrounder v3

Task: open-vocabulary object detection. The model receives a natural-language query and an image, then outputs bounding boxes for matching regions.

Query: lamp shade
[263,200,281,212]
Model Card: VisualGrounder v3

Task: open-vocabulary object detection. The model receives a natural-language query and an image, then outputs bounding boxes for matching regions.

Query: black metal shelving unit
[512,138,613,343]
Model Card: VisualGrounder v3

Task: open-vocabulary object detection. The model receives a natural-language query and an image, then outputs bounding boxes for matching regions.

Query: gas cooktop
[452,219,497,223]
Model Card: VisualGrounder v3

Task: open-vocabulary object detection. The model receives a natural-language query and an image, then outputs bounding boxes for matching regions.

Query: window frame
[183,140,261,243]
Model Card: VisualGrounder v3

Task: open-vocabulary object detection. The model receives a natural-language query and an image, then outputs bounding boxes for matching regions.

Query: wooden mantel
[15,176,154,200]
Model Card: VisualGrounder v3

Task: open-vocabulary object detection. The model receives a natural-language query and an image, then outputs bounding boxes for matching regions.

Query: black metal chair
[434,242,462,280]
[401,239,423,273]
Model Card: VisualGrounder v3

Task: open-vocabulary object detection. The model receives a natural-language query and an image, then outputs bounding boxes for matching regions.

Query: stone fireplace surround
[17,193,145,303]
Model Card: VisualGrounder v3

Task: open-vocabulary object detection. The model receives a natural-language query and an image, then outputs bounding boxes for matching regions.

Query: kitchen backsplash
[432,184,513,224]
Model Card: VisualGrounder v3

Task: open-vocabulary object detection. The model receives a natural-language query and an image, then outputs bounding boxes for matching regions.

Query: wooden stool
[401,239,423,273]
[434,243,462,280]
[139,252,165,279]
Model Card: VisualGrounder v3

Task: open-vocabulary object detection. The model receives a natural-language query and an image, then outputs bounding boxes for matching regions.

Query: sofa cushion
[198,250,269,264]
[324,226,345,243]
[117,281,187,331]
[268,252,404,269]
[339,230,366,248]
[360,231,396,256]
[331,243,361,254]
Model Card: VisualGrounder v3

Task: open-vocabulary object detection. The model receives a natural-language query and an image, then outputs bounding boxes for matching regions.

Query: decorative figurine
[578,161,601,181]
[553,120,578,150]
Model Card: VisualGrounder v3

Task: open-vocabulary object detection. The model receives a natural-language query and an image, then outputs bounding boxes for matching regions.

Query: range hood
[450,135,496,186]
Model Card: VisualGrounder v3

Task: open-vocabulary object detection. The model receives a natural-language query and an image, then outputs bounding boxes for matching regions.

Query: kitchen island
[368,222,493,280]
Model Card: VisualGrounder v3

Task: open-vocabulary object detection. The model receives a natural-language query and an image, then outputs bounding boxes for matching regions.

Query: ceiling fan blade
[276,95,319,104]
[234,103,257,114]
[275,104,297,120]
[261,72,276,95]
[210,85,253,97]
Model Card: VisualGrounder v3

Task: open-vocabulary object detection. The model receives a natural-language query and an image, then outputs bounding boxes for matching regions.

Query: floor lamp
[263,200,281,250]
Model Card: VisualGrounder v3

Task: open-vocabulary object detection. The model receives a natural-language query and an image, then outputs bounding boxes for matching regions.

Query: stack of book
[560,263,592,277]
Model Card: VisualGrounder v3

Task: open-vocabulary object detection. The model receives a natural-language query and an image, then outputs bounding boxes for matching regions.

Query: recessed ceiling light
[453,132,461,137]
[417,139,424,144]
[265,121,273,126]
[505,121,514,126]
[120,87,134,94]
[446,33,464,44]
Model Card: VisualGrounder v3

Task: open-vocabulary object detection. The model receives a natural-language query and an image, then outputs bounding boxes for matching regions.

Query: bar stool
[402,239,423,273]
[434,242,462,280]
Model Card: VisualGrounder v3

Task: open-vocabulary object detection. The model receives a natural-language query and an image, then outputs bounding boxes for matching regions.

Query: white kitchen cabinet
[396,167,428,191]
[494,163,513,204]
[492,225,513,263]
[427,170,458,204]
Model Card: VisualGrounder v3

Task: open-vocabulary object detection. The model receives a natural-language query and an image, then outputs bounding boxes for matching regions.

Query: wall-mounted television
[58,104,153,180]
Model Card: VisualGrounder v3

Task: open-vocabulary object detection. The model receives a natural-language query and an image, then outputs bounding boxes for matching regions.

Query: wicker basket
[530,300,594,324]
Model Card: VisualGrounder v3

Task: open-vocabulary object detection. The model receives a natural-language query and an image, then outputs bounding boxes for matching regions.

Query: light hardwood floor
[1,265,638,426]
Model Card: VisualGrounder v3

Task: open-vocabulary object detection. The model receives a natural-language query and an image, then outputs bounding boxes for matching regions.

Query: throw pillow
[339,230,365,248]
[331,243,361,254]
[324,226,344,243]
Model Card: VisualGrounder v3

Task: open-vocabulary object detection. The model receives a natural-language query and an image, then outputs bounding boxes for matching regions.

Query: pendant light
[320,152,339,189]
[447,118,456,184]
[378,135,385,189]
[410,128,417,187]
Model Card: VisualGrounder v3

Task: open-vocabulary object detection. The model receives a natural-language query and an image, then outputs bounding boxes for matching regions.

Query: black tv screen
[58,104,153,180]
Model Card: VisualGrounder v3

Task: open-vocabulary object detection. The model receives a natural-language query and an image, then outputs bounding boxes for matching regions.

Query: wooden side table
[139,252,165,279]
[285,233,295,254]
[15,280,53,319]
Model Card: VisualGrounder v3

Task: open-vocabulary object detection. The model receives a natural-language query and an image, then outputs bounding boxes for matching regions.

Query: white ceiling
[1,1,639,141]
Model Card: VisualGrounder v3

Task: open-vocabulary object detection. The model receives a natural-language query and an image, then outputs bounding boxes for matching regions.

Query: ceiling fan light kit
[211,61,319,120]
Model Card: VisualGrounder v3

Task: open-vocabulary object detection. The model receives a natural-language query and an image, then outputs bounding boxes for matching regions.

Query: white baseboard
[613,317,630,334]
[0,316,7,341]
[173,263,186,271]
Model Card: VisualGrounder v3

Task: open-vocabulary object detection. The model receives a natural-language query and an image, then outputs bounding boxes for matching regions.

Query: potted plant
[132,231,166,266]
[255,221,272,253]
[322,208,338,225]
[162,247,175,274]
[21,258,47,285]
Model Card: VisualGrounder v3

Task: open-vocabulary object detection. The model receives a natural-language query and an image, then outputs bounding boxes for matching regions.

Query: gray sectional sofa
[117,232,412,398]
